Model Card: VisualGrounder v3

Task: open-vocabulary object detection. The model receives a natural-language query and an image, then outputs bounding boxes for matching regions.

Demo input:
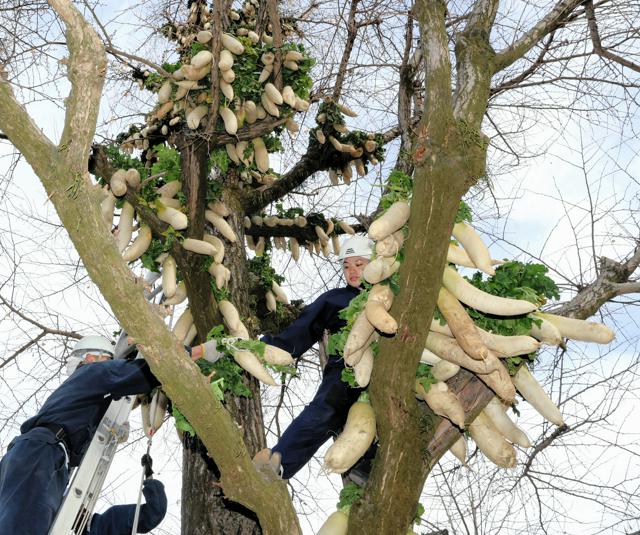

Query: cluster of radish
[319,200,616,498]
[244,213,357,261]
[122,0,311,185]
[312,101,384,186]
[103,167,295,391]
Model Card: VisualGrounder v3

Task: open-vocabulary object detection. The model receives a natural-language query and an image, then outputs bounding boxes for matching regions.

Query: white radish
[157,180,182,198]
[172,308,193,342]
[317,510,349,535]
[162,255,177,298]
[430,319,541,357]
[186,105,208,129]
[164,281,187,305]
[483,397,531,448]
[266,290,277,312]
[226,144,240,164]
[182,238,218,256]
[244,100,258,123]
[512,366,564,426]
[431,360,460,381]
[264,83,283,105]
[468,410,517,469]
[117,202,135,252]
[221,33,244,54]
[253,137,270,172]
[262,344,293,366]
[343,313,375,361]
[281,86,296,107]
[353,345,374,387]
[437,286,488,361]
[202,234,225,263]
[362,257,400,284]
[416,381,465,428]
[365,284,397,334]
[261,92,280,117]
[205,210,237,242]
[207,263,230,289]
[232,350,276,385]
[368,201,410,241]
[124,168,141,189]
[157,203,189,230]
[528,314,563,345]
[157,80,172,103]
[452,221,495,275]
[101,192,116,226]
[442,266,537,316]
[534,312,614,344]
[290,238,300,261]
[271,281,289,304]
[122,224,152,262]
[110,169,127,197]
[219,107,238,135]
[218,50,234,71]
[208,200,230,217]
[449,435,468,465]
[220,78,238,100]
[324,395,376,474]
[258,64,273,84]
[190,50,213,69]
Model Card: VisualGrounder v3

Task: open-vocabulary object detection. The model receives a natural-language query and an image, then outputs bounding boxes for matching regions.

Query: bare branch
[493,0,584,73]
[584,0,640,74]
[332,0,360,100]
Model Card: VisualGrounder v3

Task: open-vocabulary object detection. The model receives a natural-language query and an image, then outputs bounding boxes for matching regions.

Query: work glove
[252,447,283,478]
[191,339,224,363]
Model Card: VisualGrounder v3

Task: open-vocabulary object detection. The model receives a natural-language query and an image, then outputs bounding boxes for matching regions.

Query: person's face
[83,353,112,364]
[343,256,369,288]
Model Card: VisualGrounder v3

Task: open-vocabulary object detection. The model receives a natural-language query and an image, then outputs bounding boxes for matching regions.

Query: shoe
[345,467,369,486]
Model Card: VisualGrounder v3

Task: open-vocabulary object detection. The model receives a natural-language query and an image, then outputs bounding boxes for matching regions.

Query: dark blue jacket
[87,479,167,535]
[261,285,359,360]
[21,359,159,466]
[263,285,364,478]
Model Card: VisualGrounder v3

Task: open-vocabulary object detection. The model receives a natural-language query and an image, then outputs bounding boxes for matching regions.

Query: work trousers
[0,428,69,535]
[272,357,365,479]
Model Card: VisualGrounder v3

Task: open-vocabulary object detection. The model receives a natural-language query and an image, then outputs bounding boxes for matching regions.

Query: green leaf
[456,201,472,223]
[172,406,195,437]
[151,144,182,183]
[337,482,364,510]
[341,366,357,387]
[416,363,437,392]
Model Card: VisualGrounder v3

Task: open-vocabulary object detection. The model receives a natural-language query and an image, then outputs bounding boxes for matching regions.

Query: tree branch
[332,0,360,100]
[493,0,584,73]
[50,0,107,169]
[550,247,640,319]
[584,0,640,74]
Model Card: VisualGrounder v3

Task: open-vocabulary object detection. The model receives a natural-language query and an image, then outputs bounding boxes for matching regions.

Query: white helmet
[66,335,114,376]
[339,235,374,260]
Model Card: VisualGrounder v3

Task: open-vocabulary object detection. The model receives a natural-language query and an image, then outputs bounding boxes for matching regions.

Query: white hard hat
[339,235,374,260]
[70,335,115,359]
[66,335,114,375]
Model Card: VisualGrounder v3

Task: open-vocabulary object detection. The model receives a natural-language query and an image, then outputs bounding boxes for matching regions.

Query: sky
[1,1,639,534]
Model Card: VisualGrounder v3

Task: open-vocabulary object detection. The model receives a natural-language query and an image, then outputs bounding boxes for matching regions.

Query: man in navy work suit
[0,334,222,535]
[255,235,375,482]
[85,471,167,534]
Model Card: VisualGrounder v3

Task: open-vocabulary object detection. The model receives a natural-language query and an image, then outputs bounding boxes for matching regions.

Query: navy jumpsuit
[0,359,159,535]
[86,478,167,535]
[262,285,373,479]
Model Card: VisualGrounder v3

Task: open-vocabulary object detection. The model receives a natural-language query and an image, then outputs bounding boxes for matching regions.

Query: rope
[130,440,153,535]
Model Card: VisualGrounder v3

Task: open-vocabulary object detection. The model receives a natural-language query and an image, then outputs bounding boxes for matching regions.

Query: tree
[0,0,639,534]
